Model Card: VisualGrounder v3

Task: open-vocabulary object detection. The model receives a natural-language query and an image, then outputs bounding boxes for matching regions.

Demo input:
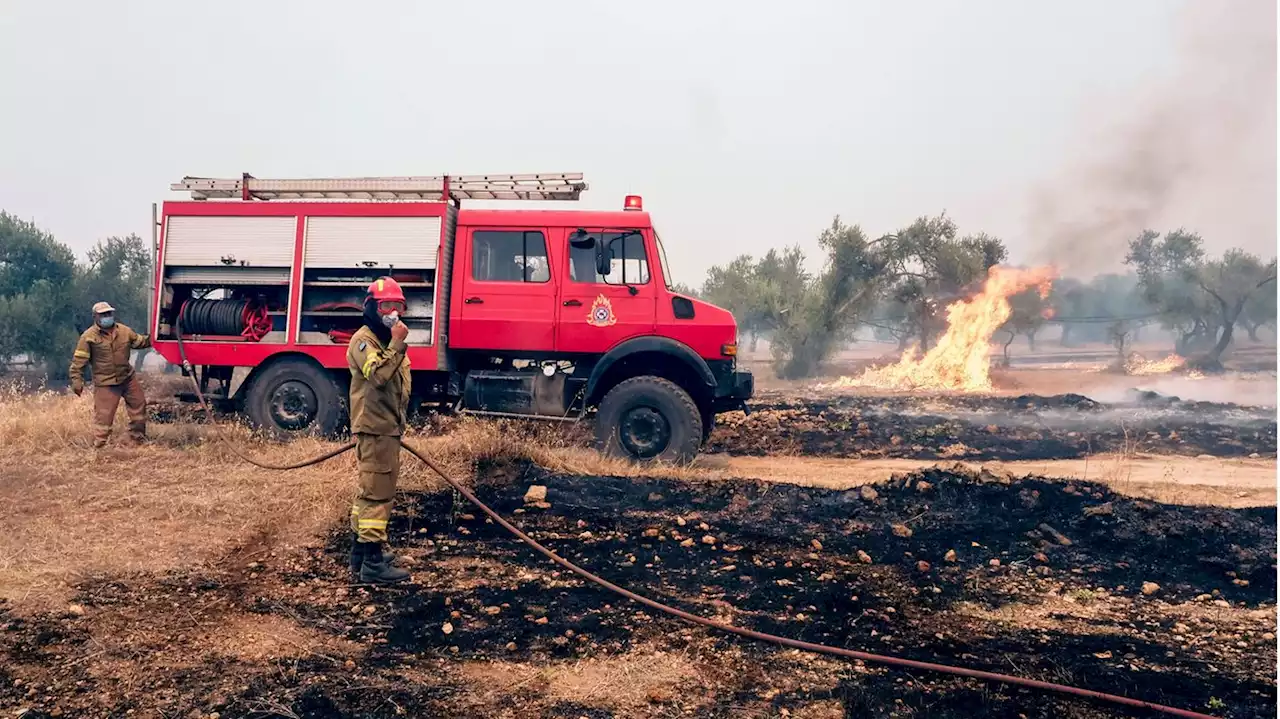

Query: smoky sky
[0,1,1272,286]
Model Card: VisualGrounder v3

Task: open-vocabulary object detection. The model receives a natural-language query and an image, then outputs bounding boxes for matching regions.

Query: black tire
[595,376,702,464]
[701,407,715,446]
[244,358,346,438]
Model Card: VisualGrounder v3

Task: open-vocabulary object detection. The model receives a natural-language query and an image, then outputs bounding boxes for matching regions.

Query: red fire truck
[149,173,753,462]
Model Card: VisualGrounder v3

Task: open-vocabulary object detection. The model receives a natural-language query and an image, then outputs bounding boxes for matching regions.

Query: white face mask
[380,311,400,328]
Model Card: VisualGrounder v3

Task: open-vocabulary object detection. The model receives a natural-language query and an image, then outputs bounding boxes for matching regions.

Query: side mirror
[596,244,613,277]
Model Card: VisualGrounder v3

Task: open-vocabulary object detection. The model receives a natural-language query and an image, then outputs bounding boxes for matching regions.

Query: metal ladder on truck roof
[171,172,588,201]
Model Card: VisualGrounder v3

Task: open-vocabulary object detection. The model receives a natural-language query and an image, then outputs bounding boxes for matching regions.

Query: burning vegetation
[829,266,1057,392]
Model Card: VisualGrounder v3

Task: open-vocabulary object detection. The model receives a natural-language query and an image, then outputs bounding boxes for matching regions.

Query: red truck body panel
[151,199,737,378]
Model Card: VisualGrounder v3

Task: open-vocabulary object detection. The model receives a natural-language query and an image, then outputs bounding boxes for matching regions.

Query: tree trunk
[897,333,911,352]
[1207,302,1245,363]
[748,332,759,353]
[1026,330,1037,353]
[1001,330,1015,368]
[1060,324,1073,347]
[1244,321,1260,342]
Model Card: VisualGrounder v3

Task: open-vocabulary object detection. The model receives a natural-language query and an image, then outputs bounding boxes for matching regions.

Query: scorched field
[0,355,1275,719]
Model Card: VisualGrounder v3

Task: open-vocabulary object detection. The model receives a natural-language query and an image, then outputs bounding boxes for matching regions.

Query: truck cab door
[448,228,557,353]
[555,229,657,355]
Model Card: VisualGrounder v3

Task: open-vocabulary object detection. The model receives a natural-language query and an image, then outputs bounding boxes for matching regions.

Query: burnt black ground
[709,391,1277,460]
[3,465,1274,718]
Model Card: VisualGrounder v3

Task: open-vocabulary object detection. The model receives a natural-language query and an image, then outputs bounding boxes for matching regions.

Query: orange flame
[829,266,1057,392]
[1124,353,1186,376]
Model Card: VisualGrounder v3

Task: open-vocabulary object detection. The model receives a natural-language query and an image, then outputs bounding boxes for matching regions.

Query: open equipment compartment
[156,215,294,343]
[297,213,442,346]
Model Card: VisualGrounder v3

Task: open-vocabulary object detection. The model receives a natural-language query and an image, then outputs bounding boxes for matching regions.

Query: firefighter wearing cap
[346,277,413,584]
[69,301,152,448]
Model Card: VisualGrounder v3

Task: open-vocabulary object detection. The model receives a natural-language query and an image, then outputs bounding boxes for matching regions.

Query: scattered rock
[362,605,377,616]
[988,558,1001,568]
[1038,523,1073,546]
[944,549,957,563]
[505,642,518,651]
[1141,582,1160,596]
[578,531,594,540]
[647,688,674,704]
[647,492,664,502]
[532,501,552,510]
[66,604,85,617]
[810,539,824,551]
[856,550,873,564]
[1212,599,1231,608]
[1032,552,1049,564]
[1264,633,1275,641]
[1083,502,1113,517]
[915,480,932,493]
[890,523,913,539]
[643,528,660,538]
[459,513,476,521]
[859,486,879,501]
[442,622,454,635]
[535,617,549,625]
[523,485,547,504]
[1195,593,1213,602]
[680,538,695,548]
[701,535,718,545]
[1034,566,1052,576]
[1232,578,1250,587]
[1094,650,1113,659]
[916,560,931,572]
[676,517,687,527]
[483,606,501,615]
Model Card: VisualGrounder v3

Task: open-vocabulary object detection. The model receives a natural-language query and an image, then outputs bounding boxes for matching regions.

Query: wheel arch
[585,337,715,409]
[235,352,347,404]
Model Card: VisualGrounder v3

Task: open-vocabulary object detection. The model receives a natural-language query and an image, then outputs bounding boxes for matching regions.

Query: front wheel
[595,376,703,464]
[244,358,346,438]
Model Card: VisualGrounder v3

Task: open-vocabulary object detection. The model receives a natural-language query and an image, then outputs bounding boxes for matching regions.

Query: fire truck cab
[150,173,753,463]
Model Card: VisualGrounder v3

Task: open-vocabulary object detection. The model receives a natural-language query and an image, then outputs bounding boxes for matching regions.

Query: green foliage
[0,215,153,379]
[878,214,1008,351]
[1049,273,1149,346]
[0,213,81,375]
[1126,229,1277,364]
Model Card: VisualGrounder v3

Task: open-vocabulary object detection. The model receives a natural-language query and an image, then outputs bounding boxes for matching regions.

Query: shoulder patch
[358,341,367,351]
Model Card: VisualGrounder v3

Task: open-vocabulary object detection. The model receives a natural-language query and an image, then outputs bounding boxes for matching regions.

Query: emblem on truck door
[587,294,617,327]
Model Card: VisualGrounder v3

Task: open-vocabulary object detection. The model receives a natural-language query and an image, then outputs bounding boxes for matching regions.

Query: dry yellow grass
[0,381,706,610]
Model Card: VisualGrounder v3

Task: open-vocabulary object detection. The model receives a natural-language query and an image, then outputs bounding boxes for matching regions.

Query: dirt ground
[0,360,1275,718]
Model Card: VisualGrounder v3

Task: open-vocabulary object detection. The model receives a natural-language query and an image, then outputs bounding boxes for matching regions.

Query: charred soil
[2,465,1274,718]
[709,391,1276,461]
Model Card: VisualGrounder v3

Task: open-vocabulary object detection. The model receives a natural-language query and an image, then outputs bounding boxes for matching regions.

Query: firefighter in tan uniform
[69,301,152,448]
[346,277,413,584]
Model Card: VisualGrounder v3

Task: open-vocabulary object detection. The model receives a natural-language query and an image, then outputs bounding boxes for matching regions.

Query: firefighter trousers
[92,376,146,447]
[350,433,401,543]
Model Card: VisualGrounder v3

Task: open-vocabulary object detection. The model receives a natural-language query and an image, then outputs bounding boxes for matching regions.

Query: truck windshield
[655,231,674,291]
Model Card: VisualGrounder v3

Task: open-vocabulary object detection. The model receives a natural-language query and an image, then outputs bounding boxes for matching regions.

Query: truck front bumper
[710,363,754,414]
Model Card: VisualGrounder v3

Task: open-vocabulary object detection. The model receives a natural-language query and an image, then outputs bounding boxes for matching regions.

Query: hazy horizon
[1,1,1273,286]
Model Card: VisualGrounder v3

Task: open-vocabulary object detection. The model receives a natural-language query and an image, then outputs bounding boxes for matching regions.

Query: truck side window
[472,231,549,283]
[568,231,650,285]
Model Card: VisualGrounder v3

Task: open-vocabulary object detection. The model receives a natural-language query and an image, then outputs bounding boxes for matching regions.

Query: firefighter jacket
[69,323,151,388]
[347,325,412,436]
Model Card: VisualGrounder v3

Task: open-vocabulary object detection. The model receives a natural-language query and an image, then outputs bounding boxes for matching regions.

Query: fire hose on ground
[170,328,1218,719]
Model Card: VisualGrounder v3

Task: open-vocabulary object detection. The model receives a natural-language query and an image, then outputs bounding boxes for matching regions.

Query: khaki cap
[92,301,115,314]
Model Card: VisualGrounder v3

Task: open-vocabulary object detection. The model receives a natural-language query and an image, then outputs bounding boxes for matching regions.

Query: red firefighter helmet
[367,277,407,314]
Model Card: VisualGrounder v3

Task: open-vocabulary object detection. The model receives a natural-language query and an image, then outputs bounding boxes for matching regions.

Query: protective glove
[390,320,410,343]
[71,381,84,396]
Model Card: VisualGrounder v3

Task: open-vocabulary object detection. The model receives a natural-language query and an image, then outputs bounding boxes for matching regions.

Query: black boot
[349,541,398,580]
[359,542,410,585]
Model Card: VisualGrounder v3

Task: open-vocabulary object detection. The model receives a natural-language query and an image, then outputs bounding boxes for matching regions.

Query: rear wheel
[596,376,702,464]
[245,358,345,438]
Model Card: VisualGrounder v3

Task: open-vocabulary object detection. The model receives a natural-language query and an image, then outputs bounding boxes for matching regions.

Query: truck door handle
[464,297,484,305]
[562,299,582,307]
